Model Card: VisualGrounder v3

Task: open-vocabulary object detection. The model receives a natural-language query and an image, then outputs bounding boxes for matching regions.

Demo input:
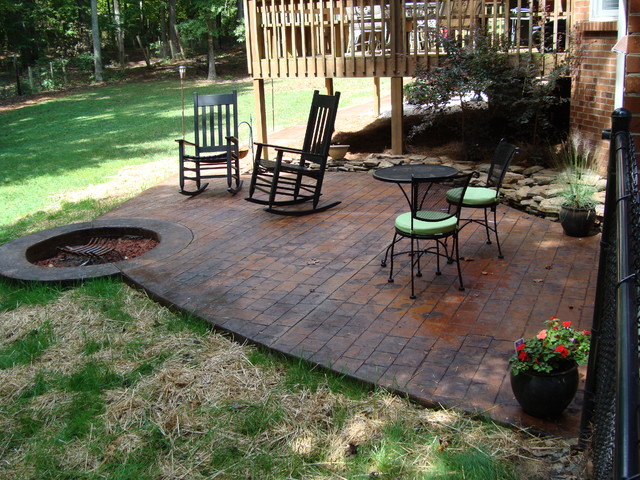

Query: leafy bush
[404,32,570,155]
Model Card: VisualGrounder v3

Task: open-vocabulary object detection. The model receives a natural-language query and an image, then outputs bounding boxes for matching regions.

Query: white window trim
[591,0,619,21]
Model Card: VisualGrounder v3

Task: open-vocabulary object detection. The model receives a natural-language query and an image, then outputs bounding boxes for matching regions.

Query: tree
[91,0,103,81]
[113,0,125,67]
[179,0,241,80]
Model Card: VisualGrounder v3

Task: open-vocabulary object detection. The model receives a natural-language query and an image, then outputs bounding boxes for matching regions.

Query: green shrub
[404,31,570,155]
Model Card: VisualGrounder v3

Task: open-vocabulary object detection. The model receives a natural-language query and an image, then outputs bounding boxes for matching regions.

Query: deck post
[253,78,268,158]
[391,76,404,154]
[325,78,334,96]
[374,77,381,117]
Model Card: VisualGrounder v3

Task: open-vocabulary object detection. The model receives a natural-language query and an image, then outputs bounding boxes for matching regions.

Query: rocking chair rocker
[246,90,341,215]
[177,90,243,196]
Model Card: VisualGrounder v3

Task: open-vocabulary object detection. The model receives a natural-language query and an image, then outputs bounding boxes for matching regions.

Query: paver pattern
[108,169,599,437]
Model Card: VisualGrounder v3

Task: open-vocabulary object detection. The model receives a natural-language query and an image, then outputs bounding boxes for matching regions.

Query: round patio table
[373,163,459,206]
[373,163,458,183]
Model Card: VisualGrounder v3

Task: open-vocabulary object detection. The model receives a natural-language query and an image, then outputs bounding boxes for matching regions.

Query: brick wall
[569,0,618,165]
[626,0,640,146]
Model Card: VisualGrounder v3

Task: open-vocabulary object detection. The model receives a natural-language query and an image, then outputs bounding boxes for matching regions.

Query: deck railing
[243,0,571,78]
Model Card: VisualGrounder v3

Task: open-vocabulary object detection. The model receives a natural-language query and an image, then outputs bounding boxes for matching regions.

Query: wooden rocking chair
[177,90,243,196]
[246,90,341,215]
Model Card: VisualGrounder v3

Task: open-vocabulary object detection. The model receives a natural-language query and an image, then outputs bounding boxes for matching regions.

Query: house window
[591,0,618,20]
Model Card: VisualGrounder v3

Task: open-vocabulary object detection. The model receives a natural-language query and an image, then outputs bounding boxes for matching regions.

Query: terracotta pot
[328,145,349,160]
[559,205,596,237]
[510,362,579,418]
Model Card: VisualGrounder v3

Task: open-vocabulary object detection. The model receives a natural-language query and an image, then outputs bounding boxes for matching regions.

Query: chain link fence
[581,109,640,479]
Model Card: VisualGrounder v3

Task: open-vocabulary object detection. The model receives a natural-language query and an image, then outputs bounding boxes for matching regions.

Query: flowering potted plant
[509,317,591,418]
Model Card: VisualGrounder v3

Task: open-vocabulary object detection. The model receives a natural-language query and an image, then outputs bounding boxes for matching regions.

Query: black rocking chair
[246,90,341,215]
[177,90,243,196]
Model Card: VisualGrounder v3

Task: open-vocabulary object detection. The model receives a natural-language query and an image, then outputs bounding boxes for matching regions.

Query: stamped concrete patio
[102,163,599,438]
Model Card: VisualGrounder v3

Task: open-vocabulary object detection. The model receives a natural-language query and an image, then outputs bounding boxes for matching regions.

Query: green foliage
[405,31,570,151]
[0,322,55,369]
[509,317,591,374]
[555,134,599,209]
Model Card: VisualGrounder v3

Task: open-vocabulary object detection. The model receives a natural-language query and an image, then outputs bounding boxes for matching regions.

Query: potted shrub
[555,135,599,237]
[509,317,591,418]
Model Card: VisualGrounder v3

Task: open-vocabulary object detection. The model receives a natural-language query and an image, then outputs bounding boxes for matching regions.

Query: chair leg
[492,206,504,259]
[179,157,186,192]
[454,233,465,291]
[388,232,398,283]
[415,239,422,278]
[410,237,416,299]
[381,236,394,268]
[247,145,264,199]
[483,207,492,245]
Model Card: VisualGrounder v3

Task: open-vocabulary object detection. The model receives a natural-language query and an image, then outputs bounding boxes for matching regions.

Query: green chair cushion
[395,211,458,235]
[447,186,497,206]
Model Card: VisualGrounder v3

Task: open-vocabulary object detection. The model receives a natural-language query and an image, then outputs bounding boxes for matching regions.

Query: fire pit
[0,218,192,283]
[33,235,158,268]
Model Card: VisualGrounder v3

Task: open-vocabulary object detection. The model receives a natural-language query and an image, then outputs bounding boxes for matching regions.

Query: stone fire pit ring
[0,218,193,283]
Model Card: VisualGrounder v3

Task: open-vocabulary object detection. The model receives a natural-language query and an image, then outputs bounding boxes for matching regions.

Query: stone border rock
[0,218,193,283]
[329,153,606,221]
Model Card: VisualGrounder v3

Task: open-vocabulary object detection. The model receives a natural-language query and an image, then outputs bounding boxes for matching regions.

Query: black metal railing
[581,108,640,480]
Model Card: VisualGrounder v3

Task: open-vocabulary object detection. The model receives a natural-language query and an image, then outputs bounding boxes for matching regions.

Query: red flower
[518,350,530,362]
[555,345,569,357]
[583,330,591,335]
[516,343,526,351]
[550,316,558,320]
[563,321,572,328]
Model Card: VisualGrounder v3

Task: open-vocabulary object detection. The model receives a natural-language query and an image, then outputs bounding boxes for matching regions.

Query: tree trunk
[168,0,178,58]
[113,0,125,68]
[160,6,170,58]
[91,0,103,82]
[207,29,217,80]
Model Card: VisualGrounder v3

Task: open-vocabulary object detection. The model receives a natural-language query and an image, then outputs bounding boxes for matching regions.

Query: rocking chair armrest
[254,142,304,155]
[176,139,196,147]
[226,136,239,145]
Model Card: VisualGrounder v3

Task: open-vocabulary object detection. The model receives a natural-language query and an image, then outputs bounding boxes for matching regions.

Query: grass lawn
[0,73,585,479]
[0,75,388,245]
[0,278,577,479]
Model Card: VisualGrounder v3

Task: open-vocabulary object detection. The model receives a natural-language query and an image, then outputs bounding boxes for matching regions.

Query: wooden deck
[244,0,571,79]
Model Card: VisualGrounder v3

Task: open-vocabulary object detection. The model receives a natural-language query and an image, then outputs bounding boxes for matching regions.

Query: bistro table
[373,163,458,204]
[374,163,459,268]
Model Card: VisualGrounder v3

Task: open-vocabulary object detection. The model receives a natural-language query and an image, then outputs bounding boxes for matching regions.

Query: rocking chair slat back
[301,91,341,160]
[194,92,239,155]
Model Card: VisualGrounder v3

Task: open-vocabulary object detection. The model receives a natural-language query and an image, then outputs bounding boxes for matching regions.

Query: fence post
[610,108,639,480]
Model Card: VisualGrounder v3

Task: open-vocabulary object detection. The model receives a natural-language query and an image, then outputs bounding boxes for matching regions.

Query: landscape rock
[523,165,544,175]
[325,153,605,225]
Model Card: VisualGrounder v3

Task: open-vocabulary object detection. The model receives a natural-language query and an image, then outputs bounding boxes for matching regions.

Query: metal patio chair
[446,139,518,258]
[177,90,243,196]
[385,172,475,299]
[246,90,341,215]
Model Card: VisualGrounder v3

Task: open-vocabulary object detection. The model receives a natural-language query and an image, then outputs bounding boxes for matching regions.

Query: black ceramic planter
[510,363,579,418]
[559,205,596,237]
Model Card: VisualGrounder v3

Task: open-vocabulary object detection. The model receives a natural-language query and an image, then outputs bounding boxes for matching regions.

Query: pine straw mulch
[0,282,591,479]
